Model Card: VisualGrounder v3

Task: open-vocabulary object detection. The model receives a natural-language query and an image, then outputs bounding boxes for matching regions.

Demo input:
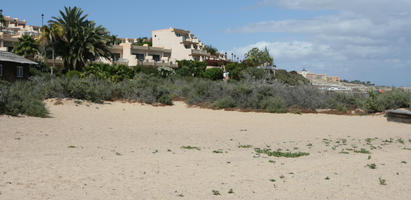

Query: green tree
[203,44,218,56]
[49,6,112,71]
[38,24,64,75]
[132,37,152,46]
[244,47,273,67]
[12,35,39,58]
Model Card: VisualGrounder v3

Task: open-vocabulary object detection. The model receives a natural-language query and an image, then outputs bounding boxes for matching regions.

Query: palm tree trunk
[51,48,55,75]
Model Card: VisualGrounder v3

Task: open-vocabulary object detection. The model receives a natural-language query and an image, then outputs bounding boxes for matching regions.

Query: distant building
[0,15,41,52]
[297,69,340,84]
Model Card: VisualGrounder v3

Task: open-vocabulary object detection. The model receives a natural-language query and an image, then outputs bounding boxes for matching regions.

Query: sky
[2,0,411,86]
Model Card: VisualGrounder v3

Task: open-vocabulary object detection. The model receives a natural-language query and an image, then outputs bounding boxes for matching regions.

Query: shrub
[66,70,81,78]
[176,60,207,77]
[260,96,287,113]
[215,96,236,109]
[0,81,48,117]
[157,66,175,78]
[202,68,224,80]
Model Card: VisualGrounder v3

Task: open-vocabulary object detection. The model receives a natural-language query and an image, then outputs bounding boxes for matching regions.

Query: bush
[0,81,48,117]
[202,68,224,80]
[66,70,81,78]
[215,96,236,109]
[260,96,287,113]
[176,60,207,77]
[157,66,175,78]
[82,64,135,82]
[363,89,410,113]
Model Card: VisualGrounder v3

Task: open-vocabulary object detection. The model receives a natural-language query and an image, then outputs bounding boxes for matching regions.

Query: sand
[0,99,410,200]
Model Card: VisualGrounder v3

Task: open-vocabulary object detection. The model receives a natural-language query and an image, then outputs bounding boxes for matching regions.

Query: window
[0,64,3,77]
[16,66,23,78]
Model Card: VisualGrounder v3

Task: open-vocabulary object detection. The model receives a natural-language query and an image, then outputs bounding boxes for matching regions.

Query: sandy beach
[0,99,410,200]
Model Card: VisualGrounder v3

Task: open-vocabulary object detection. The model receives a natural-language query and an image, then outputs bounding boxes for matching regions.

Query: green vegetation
[238,144,253,148]
[181,146,201,150]
[325,176,330,180]
[201,68,224,80]
[379,177,387,185]
[132,37,152,46]
[12,35,39,58]
[367,163,376,169]
[228,188,234,194]
[212,190,221,196]
[212,149,223,153]
[244,47,273,67]
[203,44,218,56]
[354,148,371,154]
[49,6,112,70]
[254,148,309,158]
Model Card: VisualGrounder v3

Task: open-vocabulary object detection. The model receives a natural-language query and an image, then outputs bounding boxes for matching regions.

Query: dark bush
[202,68,224,80]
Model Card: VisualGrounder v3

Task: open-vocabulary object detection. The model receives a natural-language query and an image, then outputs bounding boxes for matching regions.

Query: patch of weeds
[401,161,407,164]
[325,176,330,180]
[240,129,247,132]
[379,177,387,185]
[404,148,411,151]
[368,155,371,160]
[115,152,122,156]
[397,138,404,144]
[181,146,200,150]
[307,143,313,147]
[365,138,373,144]
[67,145,76,148]
[293,147,299,150]
[408,139,411,144]
[367,163,376,169]
[354,148,371,154]
[212,190,221,195]
[269,179,276,182]
[167,149,172,152]
[213,149,223,154]
[339,149,349,154]
[228,188,234,194]
[280,175,285,179]
[268,160,276,164]
[177,194,184,197]
[383,138,394,143]
[254,148,309,158]
[238,144,252,148]
[152,149,159,154]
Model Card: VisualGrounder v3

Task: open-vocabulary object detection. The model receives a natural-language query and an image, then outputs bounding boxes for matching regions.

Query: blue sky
[2,0,411,86]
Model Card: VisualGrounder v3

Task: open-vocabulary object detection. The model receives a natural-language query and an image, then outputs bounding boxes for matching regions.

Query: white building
[105,27,227,67]
[0,15,41,52]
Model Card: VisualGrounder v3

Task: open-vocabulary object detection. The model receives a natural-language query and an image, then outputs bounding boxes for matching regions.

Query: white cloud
[227,0,411,85]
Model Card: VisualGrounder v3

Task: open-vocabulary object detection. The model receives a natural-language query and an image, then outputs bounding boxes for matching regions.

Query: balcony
[191,49,210,56]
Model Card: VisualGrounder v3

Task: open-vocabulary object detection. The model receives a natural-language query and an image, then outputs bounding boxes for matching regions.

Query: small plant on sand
[67,145,76,148]
[367,163,376,169]
[401,161,407,164]
[408,139,411,144]
[254,148,309,158]
[368,155,372,160]
[115,152,122,156]
[228,188,234,194]
[269,179,276,182]
[238,144,252,148]
[213,149,223,154]
[397,138,404,144]
[212,190,221,195]
[379,177,387,185]
[325,176,330,180]
[307,143,313,147]
[354,148,370,154]
[339,149,349,154]
[268,160,276,164]
[181,146,201,150]
[280,175,285,179]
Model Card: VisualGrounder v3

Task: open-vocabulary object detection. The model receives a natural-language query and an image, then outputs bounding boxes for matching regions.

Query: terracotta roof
[0,51,37,65]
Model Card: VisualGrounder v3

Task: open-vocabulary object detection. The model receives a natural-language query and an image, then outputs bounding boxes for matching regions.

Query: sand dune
[0,99,410,200]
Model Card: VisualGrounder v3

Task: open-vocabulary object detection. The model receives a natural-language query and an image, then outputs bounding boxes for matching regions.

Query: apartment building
[297,70,340,83]
[0,15,41,52]
[105,27,227,67]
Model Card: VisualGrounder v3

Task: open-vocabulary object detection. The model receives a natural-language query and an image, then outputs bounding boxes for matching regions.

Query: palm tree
[0,10,5,32]
[49,6,111,71]
[38,24,63,75]
[12,35,39,58]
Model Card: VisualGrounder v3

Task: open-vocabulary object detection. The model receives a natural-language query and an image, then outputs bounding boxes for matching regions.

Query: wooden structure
[0,51,37,81]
